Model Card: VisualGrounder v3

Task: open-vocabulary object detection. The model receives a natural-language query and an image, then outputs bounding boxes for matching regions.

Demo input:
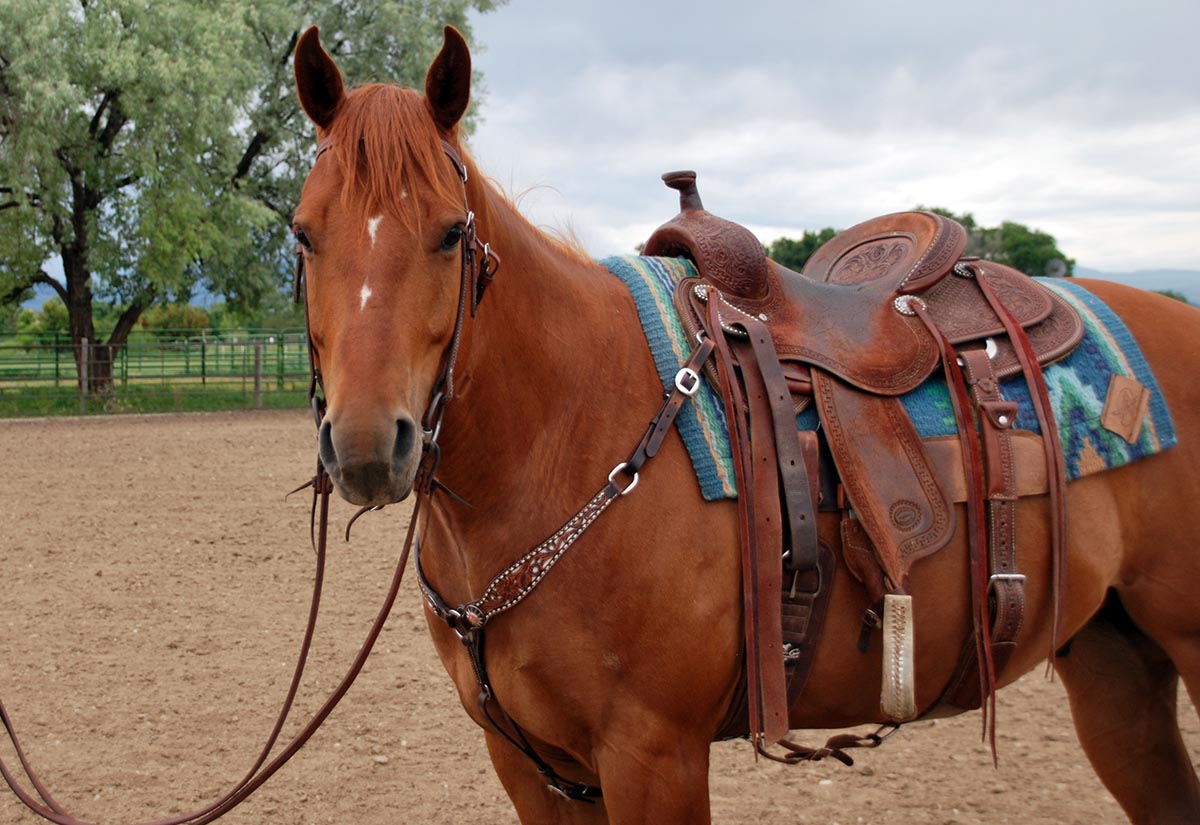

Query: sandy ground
[0,410,1195,824]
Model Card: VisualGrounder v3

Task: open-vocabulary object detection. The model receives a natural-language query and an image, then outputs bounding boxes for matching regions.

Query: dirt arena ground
[1,410,1195,824]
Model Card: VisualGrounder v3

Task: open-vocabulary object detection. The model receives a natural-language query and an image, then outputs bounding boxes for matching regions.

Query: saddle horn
[644,170,771,300]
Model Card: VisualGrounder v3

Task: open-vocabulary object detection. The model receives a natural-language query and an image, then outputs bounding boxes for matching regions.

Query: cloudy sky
[462,0,1198,273]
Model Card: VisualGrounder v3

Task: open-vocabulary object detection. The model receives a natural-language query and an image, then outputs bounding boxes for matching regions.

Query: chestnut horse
[292,25,1200,824]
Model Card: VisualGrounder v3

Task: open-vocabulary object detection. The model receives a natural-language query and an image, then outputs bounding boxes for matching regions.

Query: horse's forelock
[326,84,463,229]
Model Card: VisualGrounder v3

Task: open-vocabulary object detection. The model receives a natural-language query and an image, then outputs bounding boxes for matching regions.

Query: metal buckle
[956,337,999,368]
[607,462,639,496]
[988,573,1026,586]
[674,366,701,396]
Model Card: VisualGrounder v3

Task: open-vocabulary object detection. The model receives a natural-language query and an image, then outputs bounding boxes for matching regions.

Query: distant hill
[20,281,220,311]
[1074,266,1199,304]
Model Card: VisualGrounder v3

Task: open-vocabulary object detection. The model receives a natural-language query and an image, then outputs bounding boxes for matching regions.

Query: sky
[462,0,1199,274]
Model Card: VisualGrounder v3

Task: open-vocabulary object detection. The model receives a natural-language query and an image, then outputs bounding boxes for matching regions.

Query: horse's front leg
[484,724,713,825]
[482,729,610,825]
[591,722,714,825]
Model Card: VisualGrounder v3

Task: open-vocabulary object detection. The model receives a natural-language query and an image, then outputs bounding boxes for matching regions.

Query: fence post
[79,337,89,413]
[253,341,263,409]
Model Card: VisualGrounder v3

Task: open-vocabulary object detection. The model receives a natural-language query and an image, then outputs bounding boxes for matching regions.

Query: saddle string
[910,302,1000,756]
[970,268,1069,666]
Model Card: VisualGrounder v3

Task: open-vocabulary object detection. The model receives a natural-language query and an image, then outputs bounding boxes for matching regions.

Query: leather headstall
[292,137,502,442]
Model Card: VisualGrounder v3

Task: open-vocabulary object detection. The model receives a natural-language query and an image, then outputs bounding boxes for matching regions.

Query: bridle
[294,137,500,436]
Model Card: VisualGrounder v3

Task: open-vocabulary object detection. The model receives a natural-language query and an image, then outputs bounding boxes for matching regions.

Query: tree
[1156,289,1191,304]
[767,228,837,271]
[138,303,212,341]
[918,207,1075,277]
[766,211,1074,279]
[0,0,502,393]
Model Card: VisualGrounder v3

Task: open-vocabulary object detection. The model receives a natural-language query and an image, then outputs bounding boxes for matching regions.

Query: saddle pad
[602,255,738,499]
[877,279,1177,479]
[601,256,1176,499]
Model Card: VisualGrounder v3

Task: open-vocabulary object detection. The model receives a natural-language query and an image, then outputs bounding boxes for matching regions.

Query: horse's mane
[327,83,592,265]
[326,84,464,228]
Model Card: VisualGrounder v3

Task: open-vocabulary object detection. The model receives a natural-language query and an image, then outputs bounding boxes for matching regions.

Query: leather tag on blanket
[1101,375,1150,444]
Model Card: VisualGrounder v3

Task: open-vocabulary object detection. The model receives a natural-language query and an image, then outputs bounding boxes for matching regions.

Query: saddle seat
[644,171,1081,394]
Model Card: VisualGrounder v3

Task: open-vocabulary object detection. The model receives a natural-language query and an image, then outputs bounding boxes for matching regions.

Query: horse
[291,24,1200,824]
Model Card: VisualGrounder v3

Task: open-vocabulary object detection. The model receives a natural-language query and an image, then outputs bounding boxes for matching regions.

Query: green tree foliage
[766,212,1074,278]
[20,298,70,336]
[0,0,503,391]
[138,302,212,340]
[918,207,1075,277]
[767,228,837,271]
[1155,289,1191,304]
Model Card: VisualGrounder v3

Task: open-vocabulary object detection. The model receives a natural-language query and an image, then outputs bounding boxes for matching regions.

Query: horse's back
[1064,280,1200,650]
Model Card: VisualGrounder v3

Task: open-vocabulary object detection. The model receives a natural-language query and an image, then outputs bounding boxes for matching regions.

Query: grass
[0,330,311,418]
[0,382,309,418]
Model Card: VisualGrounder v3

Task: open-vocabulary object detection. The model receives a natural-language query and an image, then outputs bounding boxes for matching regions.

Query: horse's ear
[425,26,471,133]
[294,26,345,131]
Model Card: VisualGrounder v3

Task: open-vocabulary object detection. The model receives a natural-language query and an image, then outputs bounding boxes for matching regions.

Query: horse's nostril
[319,420,337,471]
[394,417,418,466]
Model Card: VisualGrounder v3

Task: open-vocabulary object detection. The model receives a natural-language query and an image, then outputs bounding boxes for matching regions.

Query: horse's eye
[440,225,464,251]
[293,225,313,252]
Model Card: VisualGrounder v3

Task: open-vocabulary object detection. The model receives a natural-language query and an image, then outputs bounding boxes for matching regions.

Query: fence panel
[0,329,311,417]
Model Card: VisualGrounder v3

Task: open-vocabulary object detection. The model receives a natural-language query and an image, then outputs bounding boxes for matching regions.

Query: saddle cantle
[644,171,1084,739]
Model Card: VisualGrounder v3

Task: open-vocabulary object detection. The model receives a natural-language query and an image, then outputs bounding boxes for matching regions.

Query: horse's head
[292,26,476,506]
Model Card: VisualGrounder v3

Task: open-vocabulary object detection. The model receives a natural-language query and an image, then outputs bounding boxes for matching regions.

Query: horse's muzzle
[319,414,421,506]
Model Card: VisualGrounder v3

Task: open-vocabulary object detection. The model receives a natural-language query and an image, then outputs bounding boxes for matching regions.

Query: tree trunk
[60,244,111,395]
[58,169,127,396]
[53,91,155,399]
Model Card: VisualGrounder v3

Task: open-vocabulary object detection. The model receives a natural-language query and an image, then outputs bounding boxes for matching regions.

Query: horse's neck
[427,193,652,594]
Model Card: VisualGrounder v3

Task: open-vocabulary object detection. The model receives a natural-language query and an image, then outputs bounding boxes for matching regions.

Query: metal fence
[0,329,311,417]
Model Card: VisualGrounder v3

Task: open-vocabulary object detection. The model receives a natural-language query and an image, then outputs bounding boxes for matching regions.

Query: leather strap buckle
[988,573,1026,585]
[674,366,701,396]
[607,462,639,496]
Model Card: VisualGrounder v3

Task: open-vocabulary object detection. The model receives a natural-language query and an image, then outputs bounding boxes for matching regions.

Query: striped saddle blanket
[601,255,1177,501]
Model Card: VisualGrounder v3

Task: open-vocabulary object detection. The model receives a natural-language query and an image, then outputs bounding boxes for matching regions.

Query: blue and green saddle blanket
[600,255,1176,502]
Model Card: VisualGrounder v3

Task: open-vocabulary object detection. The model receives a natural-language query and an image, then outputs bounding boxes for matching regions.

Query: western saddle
[642,171,1082,759]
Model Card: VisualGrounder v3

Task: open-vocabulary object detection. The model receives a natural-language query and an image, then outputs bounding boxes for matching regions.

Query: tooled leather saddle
[643,171,1081,753]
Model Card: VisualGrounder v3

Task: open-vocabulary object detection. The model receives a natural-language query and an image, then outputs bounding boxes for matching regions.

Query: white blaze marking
[359,282,373,312]
[367,214,383,247]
